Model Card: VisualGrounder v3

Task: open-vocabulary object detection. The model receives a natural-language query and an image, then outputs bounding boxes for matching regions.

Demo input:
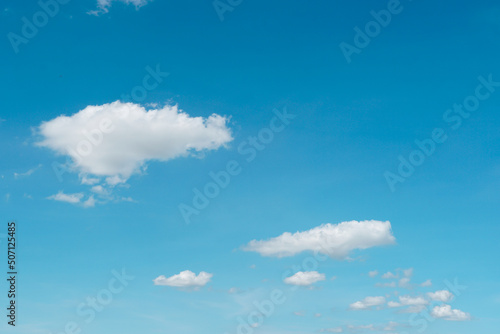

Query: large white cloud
[431,304,471,321]
[153,270,212,288]
[283,271,326,286]
[350,296,386,310]
[243,220,395,258]
[37,101,232,184]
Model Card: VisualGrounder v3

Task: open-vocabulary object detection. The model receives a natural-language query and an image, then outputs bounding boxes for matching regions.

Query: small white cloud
[153,270,212,288]
[399,277,411,288]
[228,287,239,294]
[47,191,96,208]
[81,176,100,185]
[387,295,428,311]
[284,271,326,286]
[376,281,396,288]
[347,324,375,331]
[82,195,96,208]
[383,321,403,331]
[427,290,454,302]
[47,191,83,204]
[403,268,414,277]
[243,220,396,259]
[293,311,305,316]
[314,313,322,317]
[368,270,379,277]
[387,301,401,308]
[89,0,152,15]
[91,185,108,195]
[350,296,386,310]
[431,304,471,321]
[381,271,398,279]
[320,328,343,333]
[398,295,428,306]
[420,279,432,287]
[14,164,42,179]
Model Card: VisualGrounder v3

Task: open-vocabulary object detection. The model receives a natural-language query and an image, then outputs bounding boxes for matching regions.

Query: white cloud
[399,277,411,288]
[350,296,386,310]
[284,271,326,286]
[420,279,432,287]
[90,0,152,15]
[427,290,454,302]
[431,304,471,321]
[381,271,398,279]
[387,301,401,308]
[37,101,232,185]
[383,321,402,331]
[243,220,395,258]
[376,281,396,288]
[81,176,100,185]
[403,268,413,277]
[82,195,96,208]
[387,295,428,310]
[398,295,428,306]
[153,270,212,288]
[47,191,83,204]
[347,324,375,331]
[320,328,343,333]
[293,311,305,316]
[368,270,379,277]
[47,191,96,208]
[14,164,42,179]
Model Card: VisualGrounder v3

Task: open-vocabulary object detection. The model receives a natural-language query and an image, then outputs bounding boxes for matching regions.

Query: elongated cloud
[284,271,326,286]
[431,304,471,321]
[153,270,212,288]
[37,101,232,184]
[243,220,395,258]
[350,296,386,310]
[427,290,454,302]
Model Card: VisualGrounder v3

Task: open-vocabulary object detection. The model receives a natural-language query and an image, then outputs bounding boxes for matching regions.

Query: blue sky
[1,0,500,333]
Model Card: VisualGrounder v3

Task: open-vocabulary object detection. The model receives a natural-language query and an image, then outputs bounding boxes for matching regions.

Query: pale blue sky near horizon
[0,0,499,333]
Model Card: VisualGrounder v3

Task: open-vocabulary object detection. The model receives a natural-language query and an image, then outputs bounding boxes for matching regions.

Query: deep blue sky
[1,0,499,333]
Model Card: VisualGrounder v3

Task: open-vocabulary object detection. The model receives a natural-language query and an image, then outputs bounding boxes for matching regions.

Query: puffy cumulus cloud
[243,220,395,259]
[427,290,454,302]
[283,271,326,286]
[350,296,386,310]
[90,0,151,14]
[431,304,471,321]
[153,270,212,288]
[37,101,232,184]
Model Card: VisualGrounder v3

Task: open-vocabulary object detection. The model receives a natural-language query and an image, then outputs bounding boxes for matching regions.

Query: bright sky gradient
[1,0,499,333]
